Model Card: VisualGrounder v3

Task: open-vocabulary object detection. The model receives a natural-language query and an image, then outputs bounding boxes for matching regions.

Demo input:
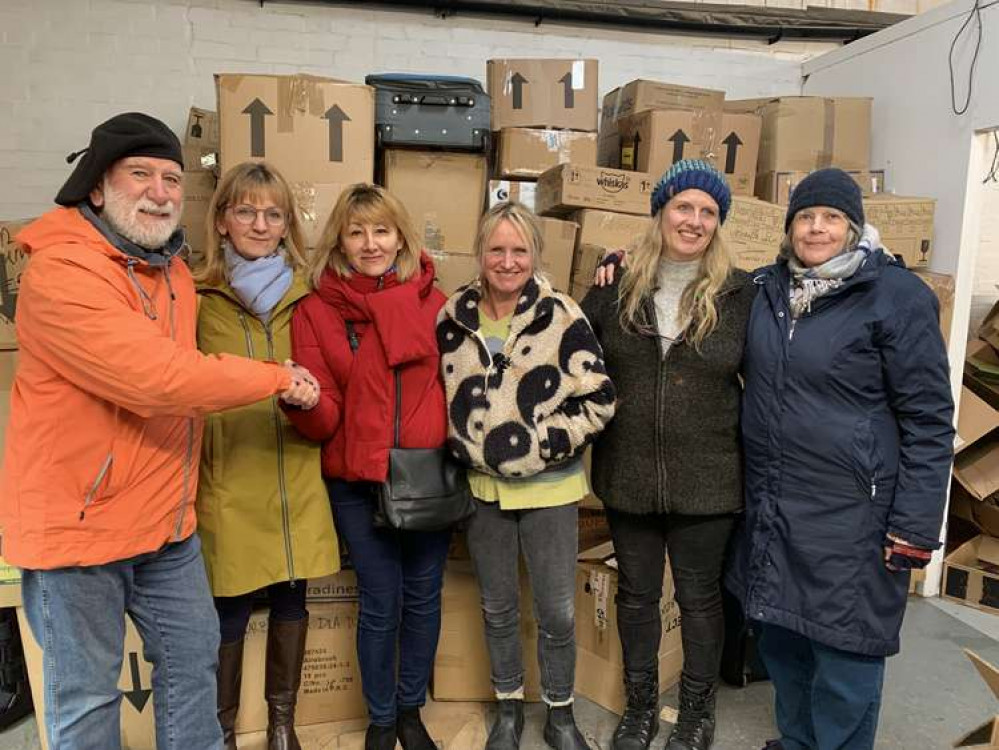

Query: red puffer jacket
[284,253,447,483]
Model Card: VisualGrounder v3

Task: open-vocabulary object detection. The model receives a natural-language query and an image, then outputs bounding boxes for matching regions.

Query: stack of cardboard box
[178,106,220,266]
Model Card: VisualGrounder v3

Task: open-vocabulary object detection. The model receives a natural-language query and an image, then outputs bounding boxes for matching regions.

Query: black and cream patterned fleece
[437,277,616,479]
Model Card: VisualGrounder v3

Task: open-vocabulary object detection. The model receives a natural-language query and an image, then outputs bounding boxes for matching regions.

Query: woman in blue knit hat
[729,168,954,750]
[582,159,756,750]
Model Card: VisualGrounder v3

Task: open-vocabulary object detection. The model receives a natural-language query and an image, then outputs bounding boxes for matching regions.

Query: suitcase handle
[392,93,476,107]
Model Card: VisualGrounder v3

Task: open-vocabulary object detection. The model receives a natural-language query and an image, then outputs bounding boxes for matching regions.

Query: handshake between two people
[280,360,320,410]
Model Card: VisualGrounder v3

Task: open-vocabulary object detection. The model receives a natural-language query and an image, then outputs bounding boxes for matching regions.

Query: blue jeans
[466,499,578,704]
[20,534,222,750]
[328,479,451,726]
[756,622,885,750]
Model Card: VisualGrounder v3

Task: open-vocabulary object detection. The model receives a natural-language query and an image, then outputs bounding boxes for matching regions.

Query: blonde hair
[193,161,307,286]
[475,201,547,291]
[308,183,422,289]
[618,208,734,351]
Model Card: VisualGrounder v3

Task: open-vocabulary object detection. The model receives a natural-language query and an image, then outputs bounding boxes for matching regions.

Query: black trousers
[215,580,307,644]
[606,508,735,688]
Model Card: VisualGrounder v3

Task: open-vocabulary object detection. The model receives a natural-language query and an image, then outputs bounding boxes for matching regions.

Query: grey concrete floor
[2,596,996,749]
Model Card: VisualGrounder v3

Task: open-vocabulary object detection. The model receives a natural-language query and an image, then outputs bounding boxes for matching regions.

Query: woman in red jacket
[283,183,449,750]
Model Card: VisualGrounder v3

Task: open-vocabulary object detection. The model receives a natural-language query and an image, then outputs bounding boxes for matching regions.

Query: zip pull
[871,483,877,500]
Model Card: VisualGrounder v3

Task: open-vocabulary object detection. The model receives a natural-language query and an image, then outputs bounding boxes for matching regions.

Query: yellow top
[467,311,589,510]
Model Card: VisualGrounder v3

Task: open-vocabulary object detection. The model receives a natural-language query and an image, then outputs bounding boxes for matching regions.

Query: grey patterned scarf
[787,224,883,319]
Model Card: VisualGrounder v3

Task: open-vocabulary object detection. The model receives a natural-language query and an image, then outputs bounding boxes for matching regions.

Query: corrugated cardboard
[488,180,537,212]
[719,113,762,197]
[216,73,374,250]
[914,270,954,345]
[539,216,578,292]
[536,165,654,218]
[617,110,714,177]
[0,554,20,608]
[179,171,217,268]
[724,196,785,271]
[755,169,885,206]
[727,96,871,173]
[864,195,935,269]
[943,537,999,617]
[496,128,597,179]
[433,563,542,702]
[954,650,999,748]
[569,209,648,291]
[956,387,999,455]
[967,340,999,411]
[598,80,724,168]
[487,59,598,132]
[433,252,480,296]
[382,151,487,255]
[979,301,999,352]
[183,106,219,173]
[954,382,999,502]
[19,573,364,749]
[0,219,33,350]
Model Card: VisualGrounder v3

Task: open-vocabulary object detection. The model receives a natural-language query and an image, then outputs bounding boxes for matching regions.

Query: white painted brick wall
[0,0,842,218]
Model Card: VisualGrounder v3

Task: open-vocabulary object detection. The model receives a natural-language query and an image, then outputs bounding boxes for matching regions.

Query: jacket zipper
[646,300,668,512]
[240,313,296,583]
[80,452,113,520]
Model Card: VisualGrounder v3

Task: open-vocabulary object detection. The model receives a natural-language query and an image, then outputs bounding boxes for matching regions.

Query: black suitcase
[365,74,491,152]
[720,588,770,688]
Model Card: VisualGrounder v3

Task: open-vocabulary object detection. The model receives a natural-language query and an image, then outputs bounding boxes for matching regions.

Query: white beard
[101,184,181,250]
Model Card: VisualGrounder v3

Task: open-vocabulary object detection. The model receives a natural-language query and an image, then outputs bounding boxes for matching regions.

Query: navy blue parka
[728,250,954,657]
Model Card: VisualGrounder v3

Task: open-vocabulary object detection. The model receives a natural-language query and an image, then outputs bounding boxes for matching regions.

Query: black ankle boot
[396,707,435,750]
[365,723,397,750]
[665,679,716,750]
[612,672,660,750]
[486,699,525,750]
[543,704,589,750]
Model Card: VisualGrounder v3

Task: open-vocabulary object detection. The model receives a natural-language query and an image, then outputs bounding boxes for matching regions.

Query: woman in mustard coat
[194,161,339,750]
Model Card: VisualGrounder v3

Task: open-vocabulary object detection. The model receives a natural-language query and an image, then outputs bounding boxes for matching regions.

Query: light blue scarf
[224,241,293,322]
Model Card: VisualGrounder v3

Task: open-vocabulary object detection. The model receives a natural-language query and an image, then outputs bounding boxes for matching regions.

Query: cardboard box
[942,536,999,616]
[569,209,648,290]
[618,110,715,177]
[539,217,577,292]
[954,650,999,748]
[0,219,33,350]
[19,574,365,749]
[967,340,999,411]
[433,252,480,296]
[382,151,487,255]
[755,169,885,206]
[727,97,872,173]
[183,106,219,173]
[488,180,537,212]
[433,563,542,702]
[179,171,217,268]
[487,59,598,132]
[719,113,762,197]
[578,508,611,551]
[914,269,954,345]
[979,301,999,352]
[954,385,999,502]
[496,128,597,180]
[863,195,935,269]
[724,196,785,271]
[216,73,375,249]
[0,554,20,608]
[536,165,654,218]
[598,80,724,169]
[574,542,683,714]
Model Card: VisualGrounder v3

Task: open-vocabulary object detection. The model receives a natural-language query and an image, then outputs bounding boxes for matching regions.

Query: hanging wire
[984,130,999,184]
[949,0,984,115]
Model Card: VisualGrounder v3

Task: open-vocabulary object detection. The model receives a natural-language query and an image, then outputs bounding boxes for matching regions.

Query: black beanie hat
[784,168,864,231]
[55,113,184,207]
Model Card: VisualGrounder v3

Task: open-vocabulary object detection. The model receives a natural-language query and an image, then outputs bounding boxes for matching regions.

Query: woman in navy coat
[730,169,954,750]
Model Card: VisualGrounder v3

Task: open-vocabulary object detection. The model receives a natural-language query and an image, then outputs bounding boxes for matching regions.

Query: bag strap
[345,320,401,449]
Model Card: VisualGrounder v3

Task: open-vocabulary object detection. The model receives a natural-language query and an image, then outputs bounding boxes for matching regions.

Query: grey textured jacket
[580,268,754,516]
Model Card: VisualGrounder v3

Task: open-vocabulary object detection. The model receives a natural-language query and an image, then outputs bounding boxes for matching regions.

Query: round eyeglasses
[228,205,287,227]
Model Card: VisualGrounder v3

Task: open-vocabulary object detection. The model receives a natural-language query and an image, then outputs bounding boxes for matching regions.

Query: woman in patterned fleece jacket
[437,201,615,750]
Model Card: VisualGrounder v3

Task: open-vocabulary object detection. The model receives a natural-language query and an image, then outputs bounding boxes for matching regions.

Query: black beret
[55,112,184,207]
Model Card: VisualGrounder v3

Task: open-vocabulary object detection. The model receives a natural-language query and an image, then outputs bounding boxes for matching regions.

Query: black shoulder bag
[345,321,475,531]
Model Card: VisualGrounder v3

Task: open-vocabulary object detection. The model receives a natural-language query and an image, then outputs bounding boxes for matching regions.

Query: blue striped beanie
[650,159,731,224]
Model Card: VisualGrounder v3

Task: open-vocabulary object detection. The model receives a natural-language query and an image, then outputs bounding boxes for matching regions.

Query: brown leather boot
[217,638,244,750]
[265,616,309,750]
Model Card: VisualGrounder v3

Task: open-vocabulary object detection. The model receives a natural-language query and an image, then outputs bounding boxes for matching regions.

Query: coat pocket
[851,418,883,500]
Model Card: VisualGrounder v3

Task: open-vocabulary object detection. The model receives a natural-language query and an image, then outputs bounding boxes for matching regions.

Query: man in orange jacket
[0,113,319,750]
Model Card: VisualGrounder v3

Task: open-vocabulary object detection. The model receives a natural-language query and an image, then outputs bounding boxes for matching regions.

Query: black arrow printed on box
[722,132,743,174]
[668,129,690,165]
[510,72,528,110]
[557,72,575,109]
[242,98,273,158]
[322,105,351,163]
[123,652,151,712]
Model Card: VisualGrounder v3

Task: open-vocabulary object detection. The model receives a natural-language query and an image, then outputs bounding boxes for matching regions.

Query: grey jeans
[466,499,579,704]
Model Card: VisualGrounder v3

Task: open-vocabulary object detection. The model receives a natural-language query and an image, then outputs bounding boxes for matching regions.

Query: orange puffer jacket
[0,208,291,569]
